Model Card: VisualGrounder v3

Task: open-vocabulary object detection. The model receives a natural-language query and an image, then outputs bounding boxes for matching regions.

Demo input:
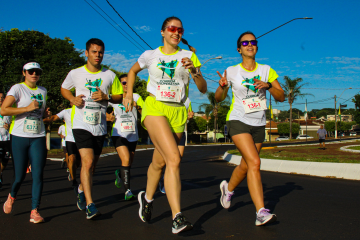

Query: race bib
[242,96,267,114]
[23,117,41,134]
[156,85,181,103]
[120,120,135,132]
[83,111,101,125]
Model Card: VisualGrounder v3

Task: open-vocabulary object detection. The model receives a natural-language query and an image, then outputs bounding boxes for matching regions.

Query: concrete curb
[340,145,360,153]
[222,152,360,180]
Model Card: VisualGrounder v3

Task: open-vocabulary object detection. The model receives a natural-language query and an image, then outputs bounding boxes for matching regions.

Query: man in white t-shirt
[58,123,68,168]
[61,38,123,219]
[317,125,327,150]
[0,91,12,189]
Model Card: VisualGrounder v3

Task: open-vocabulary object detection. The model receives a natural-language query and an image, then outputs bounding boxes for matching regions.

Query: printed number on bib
[156,85,181,103]
[83,111,101,125]
[242,97,267,114]
[23,117,41,134]
[121,120,135,132]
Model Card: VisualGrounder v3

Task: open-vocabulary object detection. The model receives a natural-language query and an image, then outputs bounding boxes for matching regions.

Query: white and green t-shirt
[226,63,278,126]
[61,65,123,136]
[138,47,201,103]
[110,93,144,142]
[0,108,11,141]
[56,108,75,143]
[58,124,66,147]
[8,83,47,138]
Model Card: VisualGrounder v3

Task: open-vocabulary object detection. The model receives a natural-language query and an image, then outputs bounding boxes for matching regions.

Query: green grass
[348,146,360,150]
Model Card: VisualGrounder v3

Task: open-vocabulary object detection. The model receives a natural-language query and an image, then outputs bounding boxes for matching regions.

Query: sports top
[110,93,144,142]
[138,47,201,103]
[61,65,123,136]
[58,124,66,147]
[8,82,47,138]
[0,108,11,141]
[226,63,278,126]
[56,108,75,142]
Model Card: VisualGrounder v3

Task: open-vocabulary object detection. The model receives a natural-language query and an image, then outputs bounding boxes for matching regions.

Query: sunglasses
[240,40,258,47]
[27,69,42,76]
[165,25,184,34]
[121,82,127,85]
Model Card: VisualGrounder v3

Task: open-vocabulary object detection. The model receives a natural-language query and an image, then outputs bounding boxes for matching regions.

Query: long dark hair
[161,16,196,53]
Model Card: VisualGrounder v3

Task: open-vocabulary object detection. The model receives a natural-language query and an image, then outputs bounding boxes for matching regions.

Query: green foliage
[324,121,356,132]
[0,29,86,113]
[195,117,208,132]
[277,123,300,136]
[324,121,335,132]
[208,105,229,132]
[352,94,360,110]
[354,112,360,125]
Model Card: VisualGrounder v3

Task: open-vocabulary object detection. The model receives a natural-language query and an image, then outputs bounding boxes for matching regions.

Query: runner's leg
[78,148,95,205]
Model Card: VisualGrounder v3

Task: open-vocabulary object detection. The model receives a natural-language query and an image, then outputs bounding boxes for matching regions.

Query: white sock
[173,212,182,220]
[78,186,83,194]
[145,193,153,203]
[257,207,265,215]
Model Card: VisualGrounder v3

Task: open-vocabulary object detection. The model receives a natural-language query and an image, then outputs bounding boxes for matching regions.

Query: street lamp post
[334,88,352,139]
[257,17,313,39]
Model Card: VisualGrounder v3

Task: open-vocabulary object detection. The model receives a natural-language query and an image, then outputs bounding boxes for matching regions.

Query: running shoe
[172,213,193,234]
[77,191,86,211]
[125,189,135,201]
[220,180,234,209]
[255,208,277,226]
[68,173,71,181]
[115,169,122,188]
[0,174,3,189]
[159,176,165,194]
[138,191,153,223]
[30,209,45,223]
[3,193,15,214]
[67,168,70,173]
[61,159,65,168]
[86,203,101,219]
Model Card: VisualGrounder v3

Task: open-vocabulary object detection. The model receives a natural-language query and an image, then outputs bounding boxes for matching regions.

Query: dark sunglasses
[240,40,258,47]
[27,69,42,76]
[165,25,184,34]
[121,81,127,85]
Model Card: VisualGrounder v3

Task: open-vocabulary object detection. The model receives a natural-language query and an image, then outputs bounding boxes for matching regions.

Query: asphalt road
[1,145,360,239]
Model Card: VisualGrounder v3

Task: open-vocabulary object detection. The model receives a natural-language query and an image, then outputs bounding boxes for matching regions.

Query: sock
[120,166,130,190]
[173,212,182,220]
[78,186,83,194]
[145,193,153,203]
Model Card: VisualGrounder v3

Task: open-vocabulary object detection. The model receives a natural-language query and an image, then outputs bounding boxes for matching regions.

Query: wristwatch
[107,94,112,101]
[267,82,272,89]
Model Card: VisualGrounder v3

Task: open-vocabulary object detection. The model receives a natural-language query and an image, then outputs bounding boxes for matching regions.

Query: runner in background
[0,91,12,189]
[317,125,327,150]
[1,61,50,223]
[215,31,285,226]
[58,122,68,169]
[109,74,144,200]
[61,38,123,219]
[124,16,207,234]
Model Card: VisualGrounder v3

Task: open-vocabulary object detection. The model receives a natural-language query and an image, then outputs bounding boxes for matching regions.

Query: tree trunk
[289,102,292,139]
[214,105,217,143]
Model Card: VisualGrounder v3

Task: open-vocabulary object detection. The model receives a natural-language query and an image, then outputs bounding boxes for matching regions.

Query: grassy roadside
[228,143,360,163]
[349,146,360,151]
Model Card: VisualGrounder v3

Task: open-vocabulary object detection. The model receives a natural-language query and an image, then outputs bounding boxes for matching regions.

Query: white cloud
[134,25,151,32]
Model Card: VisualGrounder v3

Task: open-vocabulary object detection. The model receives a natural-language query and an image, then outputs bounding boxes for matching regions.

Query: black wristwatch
[267,82,272,89]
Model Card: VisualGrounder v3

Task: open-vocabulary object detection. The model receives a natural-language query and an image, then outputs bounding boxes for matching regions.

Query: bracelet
[267,82,272,89]
[107,94,112,100]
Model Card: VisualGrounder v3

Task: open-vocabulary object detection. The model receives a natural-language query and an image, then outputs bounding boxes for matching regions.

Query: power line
[89,0,146,51]
[302,88,360,90]
[106,0,153,50]
[83,0,144,51]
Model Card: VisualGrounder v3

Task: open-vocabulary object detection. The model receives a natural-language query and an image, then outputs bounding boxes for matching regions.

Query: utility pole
[334,95,337,138]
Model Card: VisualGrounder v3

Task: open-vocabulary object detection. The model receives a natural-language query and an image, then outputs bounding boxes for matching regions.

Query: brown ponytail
[181,38,196,53]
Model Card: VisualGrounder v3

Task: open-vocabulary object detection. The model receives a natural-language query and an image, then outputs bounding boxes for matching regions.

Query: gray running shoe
[220,180,234,209]
[172,213,193,234]
[255,208,277,226]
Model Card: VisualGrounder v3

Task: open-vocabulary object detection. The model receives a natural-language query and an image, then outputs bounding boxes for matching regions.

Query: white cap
[23,62,42,71]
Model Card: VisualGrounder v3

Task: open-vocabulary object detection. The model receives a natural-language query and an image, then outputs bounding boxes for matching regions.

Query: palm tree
[281,76,313,139]
[199,92,230,142]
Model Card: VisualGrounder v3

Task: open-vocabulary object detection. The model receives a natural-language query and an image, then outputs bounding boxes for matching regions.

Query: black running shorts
[72,129,106,155]
[178,132,186,146]
[227,120,265,144]
[319,139,325,143]
[66,141,80,157]
[111,136,137,152]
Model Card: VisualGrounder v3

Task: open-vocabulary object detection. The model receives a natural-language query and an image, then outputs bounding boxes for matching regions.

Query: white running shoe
[255,208,277,226]
[220,180,234,209]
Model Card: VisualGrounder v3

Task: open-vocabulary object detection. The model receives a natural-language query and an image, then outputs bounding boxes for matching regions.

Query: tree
[281,76,313,139]
[199,91,230,142]
[0,29,86,113]
[277,123,300,136]
[194,117,207,132]
[352,94,360,125]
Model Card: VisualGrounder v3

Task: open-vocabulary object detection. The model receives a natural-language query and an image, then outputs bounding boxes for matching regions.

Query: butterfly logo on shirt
[242,75,261,94]
[31,93,44,108]
[85,78,103,95]
[157,59,178,80]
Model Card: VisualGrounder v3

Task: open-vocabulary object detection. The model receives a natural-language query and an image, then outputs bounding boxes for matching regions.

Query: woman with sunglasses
[215,31,285,226]
[109,74,144,200]
[124,16,207,234]
[1,61,50,223]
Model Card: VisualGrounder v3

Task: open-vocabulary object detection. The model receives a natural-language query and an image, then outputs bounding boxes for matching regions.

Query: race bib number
[156,85,181,103]
[242,97,267,114]
[120,120,135,132]
[83,111,101,125]
[23,117,41,134]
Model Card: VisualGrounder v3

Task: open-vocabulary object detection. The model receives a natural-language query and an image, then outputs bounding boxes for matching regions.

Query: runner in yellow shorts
[124,16,207,234]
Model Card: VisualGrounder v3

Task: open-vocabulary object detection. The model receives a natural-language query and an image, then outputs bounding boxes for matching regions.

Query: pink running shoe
[220,180,234,209]
[255,208,277,226]
[3,193,15,214]
[30,209,45,224]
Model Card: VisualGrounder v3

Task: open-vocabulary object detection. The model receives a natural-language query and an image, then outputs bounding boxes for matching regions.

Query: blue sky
[2,0,360,113]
